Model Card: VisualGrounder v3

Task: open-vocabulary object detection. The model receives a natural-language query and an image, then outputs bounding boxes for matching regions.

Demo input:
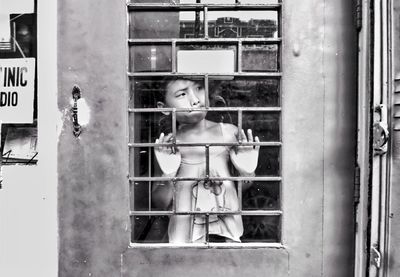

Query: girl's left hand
[230,129,260,175]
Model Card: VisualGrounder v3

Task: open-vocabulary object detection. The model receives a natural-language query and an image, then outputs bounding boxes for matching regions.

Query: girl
[152,77,259,243]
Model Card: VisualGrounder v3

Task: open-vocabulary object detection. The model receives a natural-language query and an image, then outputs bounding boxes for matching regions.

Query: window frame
[127,1,284,248]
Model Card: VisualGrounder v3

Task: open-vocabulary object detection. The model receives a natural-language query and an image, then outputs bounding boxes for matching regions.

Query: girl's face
[159,79,207,124]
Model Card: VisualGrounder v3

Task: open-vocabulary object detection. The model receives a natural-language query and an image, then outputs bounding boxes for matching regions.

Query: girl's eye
[176,92,186,98]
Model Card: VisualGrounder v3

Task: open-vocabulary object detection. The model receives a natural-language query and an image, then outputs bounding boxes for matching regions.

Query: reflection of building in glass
[180,17,277,38]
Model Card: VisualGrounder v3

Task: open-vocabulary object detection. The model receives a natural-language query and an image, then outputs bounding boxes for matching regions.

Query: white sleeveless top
[168,123,243,242]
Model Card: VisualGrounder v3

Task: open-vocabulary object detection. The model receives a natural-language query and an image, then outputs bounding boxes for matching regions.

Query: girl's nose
[191,97,200,106]
[188,90,200,106]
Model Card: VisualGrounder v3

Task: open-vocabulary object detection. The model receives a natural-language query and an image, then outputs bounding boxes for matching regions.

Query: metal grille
[128,0,282,245]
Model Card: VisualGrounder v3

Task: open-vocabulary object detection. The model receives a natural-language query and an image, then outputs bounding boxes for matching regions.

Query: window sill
[129,242,285,249]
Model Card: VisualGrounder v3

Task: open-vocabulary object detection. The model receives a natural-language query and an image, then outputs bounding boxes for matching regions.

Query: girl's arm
[152,173,175,210]
[226,126,260,191]
[152,132,181,209]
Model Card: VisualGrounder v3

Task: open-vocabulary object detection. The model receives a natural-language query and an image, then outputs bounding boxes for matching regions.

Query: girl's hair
[155,76,195,103]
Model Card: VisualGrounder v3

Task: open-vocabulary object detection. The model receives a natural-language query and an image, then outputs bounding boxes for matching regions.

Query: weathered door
[57,0,357,276]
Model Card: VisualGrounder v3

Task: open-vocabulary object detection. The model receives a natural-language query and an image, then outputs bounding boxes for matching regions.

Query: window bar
[129,93,136,179]
[130,210,282,216]
[194,0,201,38]
[130,181,135,212]
[172,109,177,150]
[130,141,282,148]
[148,113,153,211]
[205,145,210,178]
[128,4,282,10]
[130,176,282,182]
[128,72,283,77]
[237,40,242,73]
[172,40,177,73]
[278,1,282,39]
[172,180,177,213]
[205,214,210,243]
[130,107,282,113]
[148,146,152,211]
[129,38,282,44]
[238,109,243,142]
[238,181,243,211]
[204,74,209,107]
[204,6,208,39]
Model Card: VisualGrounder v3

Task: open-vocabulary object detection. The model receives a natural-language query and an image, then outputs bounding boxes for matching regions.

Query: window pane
[242,112,280,141]
[130,45,172,72]
[133,112,165,143]
[131,216,170,243]
[255,147,280,176]
[209,77,280,107]
[132,147,154,177]
[131,77,206,108]
[242,181,280,210]
[241,215,280,242]
[242,43,279,72]
[131,181,150,211]
[207,11,278,38]
[130,11,204,39]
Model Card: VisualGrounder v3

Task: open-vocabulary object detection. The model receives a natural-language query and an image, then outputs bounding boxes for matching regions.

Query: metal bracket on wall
[71,85,82,138]
[373,104,389,155]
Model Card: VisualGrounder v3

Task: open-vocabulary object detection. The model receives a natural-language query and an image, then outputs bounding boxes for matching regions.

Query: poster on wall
[0,58,35,124]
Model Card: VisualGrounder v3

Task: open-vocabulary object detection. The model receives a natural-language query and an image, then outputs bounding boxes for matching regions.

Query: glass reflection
[242,181,280,210]
[242,44,279,72]
[209,77,280,107]
[132,216,170,243]
[242,112,280,141]
[207,11,278,38]
[131,45,172,72]
[130,11,204,39]
[255,147,280,176]
[242,215,280,242]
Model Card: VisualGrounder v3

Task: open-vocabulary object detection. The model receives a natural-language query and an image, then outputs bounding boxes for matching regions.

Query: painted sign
[0,58,35,123]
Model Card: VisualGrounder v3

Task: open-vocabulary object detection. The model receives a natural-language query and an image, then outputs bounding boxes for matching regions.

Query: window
[128,0,282,245]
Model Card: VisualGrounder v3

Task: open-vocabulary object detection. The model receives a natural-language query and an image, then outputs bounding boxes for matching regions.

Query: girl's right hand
[154,133,181,176]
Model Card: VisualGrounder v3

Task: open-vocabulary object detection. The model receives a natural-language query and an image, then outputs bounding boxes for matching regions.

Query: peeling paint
[77,98,91,126]
[69,97,91,127]
[56,108,67,140]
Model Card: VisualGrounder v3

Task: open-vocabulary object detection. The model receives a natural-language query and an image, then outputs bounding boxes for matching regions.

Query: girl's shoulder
[219,123,238,142]
[219,122,238,133]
